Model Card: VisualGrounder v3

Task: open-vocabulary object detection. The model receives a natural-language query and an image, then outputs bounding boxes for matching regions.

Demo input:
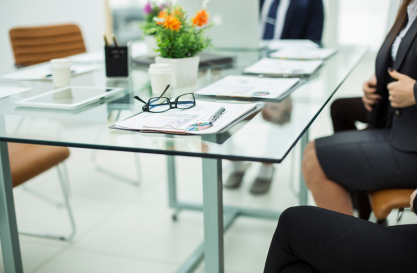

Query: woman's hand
[362,74,380,111]
[387,68,417,108]
[410,190,417,210]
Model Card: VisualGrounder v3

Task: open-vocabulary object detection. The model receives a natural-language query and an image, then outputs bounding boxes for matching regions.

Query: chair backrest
[369,189,415,221]
[9,24,86,67]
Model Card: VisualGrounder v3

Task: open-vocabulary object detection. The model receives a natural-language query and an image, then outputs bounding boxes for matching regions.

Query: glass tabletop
[0,45,367,163]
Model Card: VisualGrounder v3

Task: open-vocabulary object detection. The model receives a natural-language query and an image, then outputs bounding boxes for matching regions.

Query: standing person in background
[225,0,324,194]
[260,0,324,43]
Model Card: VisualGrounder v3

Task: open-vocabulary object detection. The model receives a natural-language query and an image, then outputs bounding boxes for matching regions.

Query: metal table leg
[299,130,309,205]
[202,157,224,273]
[0,141,23,273]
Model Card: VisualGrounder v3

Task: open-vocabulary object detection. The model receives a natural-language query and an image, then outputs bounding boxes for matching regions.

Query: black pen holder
[105,43,131,77]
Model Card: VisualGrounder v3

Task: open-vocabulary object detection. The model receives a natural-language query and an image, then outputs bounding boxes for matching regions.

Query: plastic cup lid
[149,63,171,73]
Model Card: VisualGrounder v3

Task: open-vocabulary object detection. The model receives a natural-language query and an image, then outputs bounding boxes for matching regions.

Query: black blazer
[260,0,324,43]
[368,18,417,153]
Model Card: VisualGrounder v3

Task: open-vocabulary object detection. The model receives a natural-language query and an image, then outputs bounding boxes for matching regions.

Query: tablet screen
[29,87,114,105]
[16,86,123,109]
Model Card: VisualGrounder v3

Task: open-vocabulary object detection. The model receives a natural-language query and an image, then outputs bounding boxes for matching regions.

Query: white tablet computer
[15,86,123,109]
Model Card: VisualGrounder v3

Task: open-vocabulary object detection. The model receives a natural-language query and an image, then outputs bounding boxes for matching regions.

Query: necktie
[263,0,281,40]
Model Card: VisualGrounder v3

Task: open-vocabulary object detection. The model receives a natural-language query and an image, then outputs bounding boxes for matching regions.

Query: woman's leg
[330,97,367,132]
[302,130,416,215]
[302,141,353,215]
[264,206,417,273]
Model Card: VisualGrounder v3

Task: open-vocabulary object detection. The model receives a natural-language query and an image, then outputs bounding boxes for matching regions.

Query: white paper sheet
[269,48,336,60]
[267,39,319,50]
[2,64,102,80]
[244,58,323,76]
[0,87,31,99]
[71,51,104,63]
[113,100,258,135]
[194,75,300,99]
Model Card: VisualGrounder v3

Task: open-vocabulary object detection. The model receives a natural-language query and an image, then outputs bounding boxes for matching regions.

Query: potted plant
[141,1,169,56]
[153,2,213,88]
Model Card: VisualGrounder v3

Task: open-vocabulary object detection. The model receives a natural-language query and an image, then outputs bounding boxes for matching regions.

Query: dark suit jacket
[260,0,324,43]
[368,18,417,152]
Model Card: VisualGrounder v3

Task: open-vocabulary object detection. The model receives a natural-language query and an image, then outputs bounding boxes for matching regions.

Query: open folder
[244,58,323,77]
[269,48,336,60]
[194,75,301,99]
[110,101,259,135]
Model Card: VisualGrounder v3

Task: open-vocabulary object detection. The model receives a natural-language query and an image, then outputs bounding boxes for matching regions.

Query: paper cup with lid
[148,63,172,97]
[50,58,72,88]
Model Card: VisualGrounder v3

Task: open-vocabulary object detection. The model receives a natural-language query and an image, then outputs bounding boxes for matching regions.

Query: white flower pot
[155,56,200,88]
[145,35,158,57]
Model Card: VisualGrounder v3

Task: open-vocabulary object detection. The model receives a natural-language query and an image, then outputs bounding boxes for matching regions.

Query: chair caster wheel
[172,214,178,221]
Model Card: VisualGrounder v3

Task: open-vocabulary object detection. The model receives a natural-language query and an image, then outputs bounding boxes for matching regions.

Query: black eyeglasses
[134,85,196,113]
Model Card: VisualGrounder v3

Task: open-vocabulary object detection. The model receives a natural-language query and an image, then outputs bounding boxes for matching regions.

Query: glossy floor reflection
[0,53,416,273]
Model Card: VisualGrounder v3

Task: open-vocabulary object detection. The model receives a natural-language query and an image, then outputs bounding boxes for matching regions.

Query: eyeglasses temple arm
[158,85,171,98]
[134,96,147,104]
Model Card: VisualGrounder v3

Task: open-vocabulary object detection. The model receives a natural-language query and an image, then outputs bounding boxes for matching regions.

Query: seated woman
[264,191,417,272]
[302,0,417,215]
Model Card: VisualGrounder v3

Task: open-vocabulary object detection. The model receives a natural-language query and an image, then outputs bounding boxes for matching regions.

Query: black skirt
[315,129,417,192]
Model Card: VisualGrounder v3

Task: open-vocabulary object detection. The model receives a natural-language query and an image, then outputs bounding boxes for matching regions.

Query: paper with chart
[0,87,31,99]
[113,100,258,135]
[244,58,323,76]
[2,64,101,80]
[269,48,336,60]
[194,75,300,99]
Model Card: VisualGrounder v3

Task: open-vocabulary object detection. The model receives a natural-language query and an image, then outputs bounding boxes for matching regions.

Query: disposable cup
[50,58,72,88]
[148,63,172,97]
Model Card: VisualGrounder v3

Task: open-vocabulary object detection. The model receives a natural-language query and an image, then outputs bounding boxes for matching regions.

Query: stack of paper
[244,58,323,77]
[269,48,336,60]
[1,64,101,80]
[0,87,31,99]
[267,39,319,50]
[112,100,258,135]
[194,75,300,99]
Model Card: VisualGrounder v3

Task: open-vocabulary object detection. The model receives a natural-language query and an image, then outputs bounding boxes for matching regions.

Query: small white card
[0,87,31,99]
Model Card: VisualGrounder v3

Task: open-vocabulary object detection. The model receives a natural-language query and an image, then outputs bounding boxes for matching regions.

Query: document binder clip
[141,125,188,135]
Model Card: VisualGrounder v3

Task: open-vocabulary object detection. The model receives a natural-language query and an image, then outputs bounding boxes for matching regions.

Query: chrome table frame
[0,130,309,273]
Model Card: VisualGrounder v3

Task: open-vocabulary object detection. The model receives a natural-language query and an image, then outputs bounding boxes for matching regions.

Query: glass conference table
[0,45,367,273]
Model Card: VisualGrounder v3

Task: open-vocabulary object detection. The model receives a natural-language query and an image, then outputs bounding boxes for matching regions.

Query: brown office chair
[9,143,76,240]
[369,189,415,225]
[9,23,86,67]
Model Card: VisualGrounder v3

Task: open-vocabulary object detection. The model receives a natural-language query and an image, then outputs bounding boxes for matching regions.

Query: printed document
[270,48,336,60]
[113,100,258,135]
[267,39,319,50]
[0,87,31,99]
[194,75,300,99]
[244,58,323,76]
[2,64,101,80]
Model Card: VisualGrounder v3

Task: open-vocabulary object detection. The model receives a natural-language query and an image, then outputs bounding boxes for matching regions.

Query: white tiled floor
[0,52,416,273]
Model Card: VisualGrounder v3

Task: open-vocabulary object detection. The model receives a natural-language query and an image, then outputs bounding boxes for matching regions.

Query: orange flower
[156,10,167,24]
[192,9,209,27]
[162,15,182,31]
[174,7,184,18]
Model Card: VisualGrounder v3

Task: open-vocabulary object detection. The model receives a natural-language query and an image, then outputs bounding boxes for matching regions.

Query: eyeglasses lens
[177,94,195,109]
[148,97,170,112]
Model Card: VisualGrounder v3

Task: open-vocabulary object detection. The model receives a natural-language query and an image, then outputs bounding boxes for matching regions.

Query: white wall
[0,0,106,74]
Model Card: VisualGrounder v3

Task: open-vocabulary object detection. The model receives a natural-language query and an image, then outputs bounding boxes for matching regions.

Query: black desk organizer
[105,44,131,77]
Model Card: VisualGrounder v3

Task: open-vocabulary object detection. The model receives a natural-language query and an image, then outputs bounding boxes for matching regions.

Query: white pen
[209,106,226,124]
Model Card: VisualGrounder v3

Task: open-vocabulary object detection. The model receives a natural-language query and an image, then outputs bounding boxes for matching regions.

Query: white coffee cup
[148,63,172,97]
[50,58,72,88]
